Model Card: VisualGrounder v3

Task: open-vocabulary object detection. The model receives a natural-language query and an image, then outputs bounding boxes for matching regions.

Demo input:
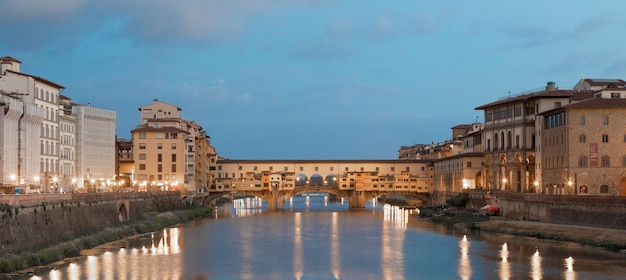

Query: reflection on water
[530,249,542,279]
[499,243,510,280]
[19,195,626,280]
[458,235,472,280]
[381,205,405,280]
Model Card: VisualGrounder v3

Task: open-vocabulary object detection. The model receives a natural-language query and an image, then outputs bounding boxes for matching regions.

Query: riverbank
[0,206,212,274]
[419,207,626,253]
[472,220,626,253]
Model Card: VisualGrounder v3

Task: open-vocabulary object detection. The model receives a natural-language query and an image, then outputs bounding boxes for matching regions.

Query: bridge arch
[116,199,130,222]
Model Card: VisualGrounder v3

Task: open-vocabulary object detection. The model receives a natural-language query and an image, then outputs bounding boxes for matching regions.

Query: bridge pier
[348,191,368,209]
[266,191,286,211]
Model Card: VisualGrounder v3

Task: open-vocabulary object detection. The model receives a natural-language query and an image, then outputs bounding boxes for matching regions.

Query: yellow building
[131,99,215,193]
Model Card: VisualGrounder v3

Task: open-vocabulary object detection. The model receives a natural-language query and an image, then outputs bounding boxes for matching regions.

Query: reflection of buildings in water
[499,243,511,280]
[458,235,472,280]
[564,256,576,280]
[233,197,264,217]
[331,212,341,279]
[530,249,542,280]
[381,210,406,280]
[67,263,79,279]
[383,204,409,229]
[238,214,254,280]
[293,212,303,280]
[51,228,183,279]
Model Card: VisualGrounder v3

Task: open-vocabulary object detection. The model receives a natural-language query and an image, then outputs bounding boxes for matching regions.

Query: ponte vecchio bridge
[198,159,432,210]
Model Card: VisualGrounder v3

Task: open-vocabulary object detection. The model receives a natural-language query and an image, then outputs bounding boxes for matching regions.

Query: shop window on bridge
[600,185,609,194]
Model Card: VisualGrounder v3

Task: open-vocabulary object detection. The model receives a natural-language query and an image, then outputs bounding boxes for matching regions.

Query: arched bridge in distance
[195,159,432,210]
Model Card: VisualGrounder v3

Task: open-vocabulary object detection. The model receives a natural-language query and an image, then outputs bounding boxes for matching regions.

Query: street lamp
[34,176,40,192]
[502,178,507,190]
[52,177,58,193]
[568,180,573,195]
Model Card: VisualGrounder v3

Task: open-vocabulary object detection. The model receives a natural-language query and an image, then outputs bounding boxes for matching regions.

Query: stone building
[431,123,483,204]
[475,81,596,193]
[540,84,626,196]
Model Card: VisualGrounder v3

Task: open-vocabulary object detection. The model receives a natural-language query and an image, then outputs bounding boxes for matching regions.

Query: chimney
[546,81,556,91]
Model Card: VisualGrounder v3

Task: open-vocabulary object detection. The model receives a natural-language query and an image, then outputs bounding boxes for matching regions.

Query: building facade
[540,85,626,196]
[131,99,215,193]
[1,56,116,193]
[0,56,61,193]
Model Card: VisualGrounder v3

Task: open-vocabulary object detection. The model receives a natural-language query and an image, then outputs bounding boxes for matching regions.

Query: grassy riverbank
[421,206,626,253]
[0,206,212,274]
[473,220,626,253]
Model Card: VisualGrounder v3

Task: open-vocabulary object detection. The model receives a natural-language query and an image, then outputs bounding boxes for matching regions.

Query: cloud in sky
[2,0,626,159]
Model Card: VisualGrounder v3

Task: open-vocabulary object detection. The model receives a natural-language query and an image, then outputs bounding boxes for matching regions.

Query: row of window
[223,166,421,172]
[137,163,177,172]
[576,155,626,167]
[138,143,177,149]
[136,174,177,181]
[484,103,536,122]
[578,134,626,143]
[137,153,176,162]
[137,132,180,139]
[35,87,58,104]
[579,116,611,125]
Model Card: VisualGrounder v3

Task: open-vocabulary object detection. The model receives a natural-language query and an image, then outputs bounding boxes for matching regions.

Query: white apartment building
[74,104,117,191]
[1,56,61,192]
[59,95,77,191]
[0,56,117,193]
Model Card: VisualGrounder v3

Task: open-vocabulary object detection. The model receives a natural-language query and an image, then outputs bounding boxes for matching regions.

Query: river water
[13,195,626,280]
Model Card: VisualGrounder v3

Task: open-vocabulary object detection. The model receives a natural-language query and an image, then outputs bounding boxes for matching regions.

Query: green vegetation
[0,206,212,274]
[445,193,470,208]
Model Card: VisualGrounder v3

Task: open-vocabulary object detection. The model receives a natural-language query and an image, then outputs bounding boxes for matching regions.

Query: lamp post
[502,178,507,190]
[34,176,40,193]
[52,177,58,193]
[567,180,573,195]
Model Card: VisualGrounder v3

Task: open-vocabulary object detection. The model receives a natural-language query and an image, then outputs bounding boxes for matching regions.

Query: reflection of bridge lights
[458,235,471,280]
[531,249,542,280]
[383,204,408,228]
[564,256,576,280]
[499,243,510,280]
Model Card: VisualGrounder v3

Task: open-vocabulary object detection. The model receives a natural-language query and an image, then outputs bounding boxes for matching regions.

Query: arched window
[578,155,588,167]
[602,134,609,143]
[500,132,505,150]
[600,185,609,193]
[579,134,586,143]
[601,156,610,167]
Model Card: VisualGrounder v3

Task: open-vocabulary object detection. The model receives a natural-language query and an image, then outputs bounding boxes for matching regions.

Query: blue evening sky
[2,1,626,159]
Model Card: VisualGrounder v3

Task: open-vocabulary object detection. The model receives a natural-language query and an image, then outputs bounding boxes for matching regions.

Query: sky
[2,1,626,160]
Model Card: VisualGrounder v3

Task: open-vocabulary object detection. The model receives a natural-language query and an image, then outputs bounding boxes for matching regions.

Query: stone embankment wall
[0,192,182,255]
[474,190,626,230]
